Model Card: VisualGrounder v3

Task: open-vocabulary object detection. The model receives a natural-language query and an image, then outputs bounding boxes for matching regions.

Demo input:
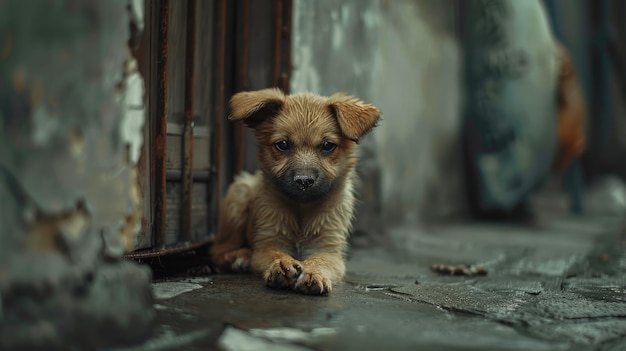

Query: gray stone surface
[128,198,626,350]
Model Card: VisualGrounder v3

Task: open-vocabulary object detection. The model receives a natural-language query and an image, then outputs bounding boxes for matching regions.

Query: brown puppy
[210,88,380,295]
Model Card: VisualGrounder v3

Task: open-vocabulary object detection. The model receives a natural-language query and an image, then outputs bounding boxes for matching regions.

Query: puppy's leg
[210,173,256,272]
[251,236,302,290]
[295,236,347,295]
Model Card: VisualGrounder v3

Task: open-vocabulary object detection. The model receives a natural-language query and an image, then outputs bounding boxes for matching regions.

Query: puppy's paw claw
[295,271,332,295]
[264,257,303,289]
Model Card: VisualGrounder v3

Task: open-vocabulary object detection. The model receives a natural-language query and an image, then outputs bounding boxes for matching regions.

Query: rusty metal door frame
[127,0,292,259]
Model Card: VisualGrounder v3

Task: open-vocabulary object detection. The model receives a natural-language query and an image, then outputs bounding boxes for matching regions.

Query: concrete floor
[116,187,626,351]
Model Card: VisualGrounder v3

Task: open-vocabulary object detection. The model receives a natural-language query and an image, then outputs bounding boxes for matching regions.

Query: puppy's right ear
[229,88,286,128]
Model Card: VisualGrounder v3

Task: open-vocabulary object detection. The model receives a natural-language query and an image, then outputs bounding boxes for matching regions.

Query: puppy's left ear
[229,88,286,128]
[328,93,381,141]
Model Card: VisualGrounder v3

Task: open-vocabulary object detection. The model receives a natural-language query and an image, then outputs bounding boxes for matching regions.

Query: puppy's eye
[320,141,337,154]
[274,140,291,152]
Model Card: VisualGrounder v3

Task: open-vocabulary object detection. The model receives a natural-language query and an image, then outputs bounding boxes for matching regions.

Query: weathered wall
[292,0,566,228]
[291,0,463,229]
[0,0,153,349]
[463,1,559,215]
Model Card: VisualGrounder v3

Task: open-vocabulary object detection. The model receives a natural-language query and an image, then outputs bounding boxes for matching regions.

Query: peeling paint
[119,166,142,252]
[119,71,145,164]
[58,208,89,241]
[24,203,89,253]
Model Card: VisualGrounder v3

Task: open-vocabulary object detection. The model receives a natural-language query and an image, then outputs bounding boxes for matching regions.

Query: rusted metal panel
[127,0,294,257]
[182,0,197,242]
[153,0,169,249]
[165,182,209,245]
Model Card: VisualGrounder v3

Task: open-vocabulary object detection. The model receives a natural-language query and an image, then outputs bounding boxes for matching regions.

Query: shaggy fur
[210,88,380,295]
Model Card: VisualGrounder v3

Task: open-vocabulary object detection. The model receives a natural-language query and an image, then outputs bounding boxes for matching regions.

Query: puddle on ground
[107,329,210,351]
[152,282,203,300]
[218,327,315,351]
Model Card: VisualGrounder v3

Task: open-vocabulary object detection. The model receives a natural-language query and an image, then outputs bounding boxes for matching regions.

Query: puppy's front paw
[213,248,252,272]
[264,257,303,290]
[294,270,332,295]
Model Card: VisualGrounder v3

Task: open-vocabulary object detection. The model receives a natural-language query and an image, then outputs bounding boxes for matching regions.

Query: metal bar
[234,0,250,174]
[212,0,227,229]
[166,169,211,182]
[281,0,293,93]
[272,0,283,88]
[182,0,197,242]
[153,0,169,249]
[124,237,214,259]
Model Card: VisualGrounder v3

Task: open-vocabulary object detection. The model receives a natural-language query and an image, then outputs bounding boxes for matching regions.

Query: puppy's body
[211,89,379,295]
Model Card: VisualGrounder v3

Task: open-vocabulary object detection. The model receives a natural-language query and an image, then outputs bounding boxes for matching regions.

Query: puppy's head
[229,88,380,202]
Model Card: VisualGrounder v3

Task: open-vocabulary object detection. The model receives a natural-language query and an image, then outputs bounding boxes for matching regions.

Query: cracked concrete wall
[0,0,153,349]
[291,0,463,229]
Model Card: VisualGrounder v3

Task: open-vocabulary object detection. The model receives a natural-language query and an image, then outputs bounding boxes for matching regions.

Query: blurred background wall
[292,0,626,232]
[291,0,463,234]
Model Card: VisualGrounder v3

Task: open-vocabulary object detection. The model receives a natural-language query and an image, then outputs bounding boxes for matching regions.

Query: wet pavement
[117,189,626,351]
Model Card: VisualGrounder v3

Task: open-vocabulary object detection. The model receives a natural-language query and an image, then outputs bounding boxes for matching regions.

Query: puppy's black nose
[294,174,316,190]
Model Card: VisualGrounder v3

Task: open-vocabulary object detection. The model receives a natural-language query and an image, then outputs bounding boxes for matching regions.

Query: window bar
[153,0,169,249]
[234,0,250,174]
[212,0,227,231]
[181,0,197,242]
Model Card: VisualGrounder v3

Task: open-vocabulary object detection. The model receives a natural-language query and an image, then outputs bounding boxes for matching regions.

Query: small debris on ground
[430,264,488,276]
